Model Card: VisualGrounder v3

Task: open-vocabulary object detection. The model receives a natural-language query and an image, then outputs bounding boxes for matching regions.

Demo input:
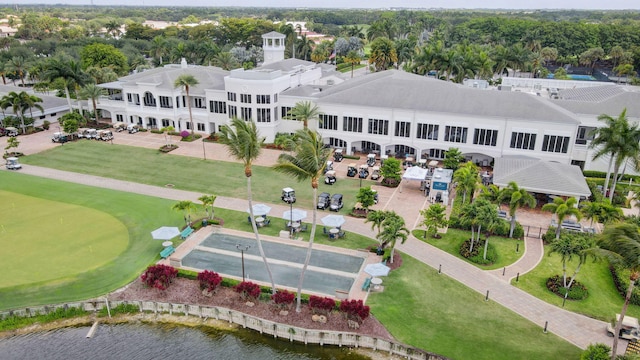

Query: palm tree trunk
[609,160,622,202]
[611,280,636,360]
[64,86,73,113]
[509,215,516,238]
[603,155,614,196]
[483,236,489,260]
[295,187,318,312]
[566,262,583,289]
[469,226,475,252]
[247,176,276,295]
[390,239,396,264]
[562,260,568,288]
[186,91,194,135]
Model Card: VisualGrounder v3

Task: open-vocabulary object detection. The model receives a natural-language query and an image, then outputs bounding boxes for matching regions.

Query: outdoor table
[162,241,173,247]
[371,277,382,290]
[329,228,339,234]
[255,217,264,226]
[291,222,301,232]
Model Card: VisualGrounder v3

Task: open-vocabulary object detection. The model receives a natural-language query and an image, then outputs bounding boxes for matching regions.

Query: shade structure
[321,214,346,228]
[247,204,272,216]
[364,262,391,277]
[282,209,307,222]
[151,226,181,240]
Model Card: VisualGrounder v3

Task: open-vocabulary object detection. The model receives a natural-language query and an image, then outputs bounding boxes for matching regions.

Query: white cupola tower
[262,31,286,65]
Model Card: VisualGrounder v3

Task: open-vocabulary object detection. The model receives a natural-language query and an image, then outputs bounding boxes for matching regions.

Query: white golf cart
[607,314,640,341]
[367,153,376,167]
[5,156,22,170]
[127,124,139,134]
[113,123,127,132]
[371,166,381,180]
[324,170,337,185]
[97,129,114,141]
[5,127,18,137]
[281,187,296,203]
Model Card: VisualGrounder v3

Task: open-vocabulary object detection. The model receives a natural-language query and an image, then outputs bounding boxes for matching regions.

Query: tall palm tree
[453,161,480,204]
[499,181,536,238]
[598,223,640,360]
[198,194,217,220]
[343,50,361,78]
[273,128,331,312]
[218,118,276,295]
[172,200,196,225]
[365,210,388,238]
[6,56,29,87]
[213,52,238,70]
[43,58,90,112]
[581,200,623,228]
[542,197,583,240]
[591,110,625,198]
[549,234,597,290]
[286,101,320,129]
[1,91,43,134]
[149,36,168,65]
[478,184,502,204]
[376,211,409,264]
[368,37,397,72]
[174,74,199,135]
[78,84,105,121]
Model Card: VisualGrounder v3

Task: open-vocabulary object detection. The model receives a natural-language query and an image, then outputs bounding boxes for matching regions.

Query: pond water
[0,323,370,360]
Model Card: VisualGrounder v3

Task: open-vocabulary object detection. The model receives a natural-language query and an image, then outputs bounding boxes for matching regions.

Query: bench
[160,246,175,259]
[180,226,194,239]
[361,277,372,291]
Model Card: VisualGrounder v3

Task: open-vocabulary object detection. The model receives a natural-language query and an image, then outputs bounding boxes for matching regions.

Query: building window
[368,118,388,135]
[328,138,346,148]
[429,149,445,159]
[240,94,251,103]
[362,141,380,153]
[241,107,252,120]
[116,114,124,122]
[227,92,237,102]
[159,96,172,108]
[282,107,292,120]
[143,92,156,107]
[542,135,570,153]
[197,123,205,131]
[343,116,363,133]
[395,145,415,155]
[417,123,439,140]
[256,95,270,104]
[576,126,595,145]
[162,119,170,127]
[127,93,140,105]
[509,132,537,150]
[175,96,180,108]
[319,114,338,130]
[394,121,411,138]
[194,97,205,109]
[186,122,191,130]
[228,105,237,119]
[473,129,498,146]
[210,101,227,114]
[444,126,468,143]
[257,108,271,122]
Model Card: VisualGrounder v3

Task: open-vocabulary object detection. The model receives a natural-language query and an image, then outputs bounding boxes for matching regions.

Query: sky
[7,0,640,10]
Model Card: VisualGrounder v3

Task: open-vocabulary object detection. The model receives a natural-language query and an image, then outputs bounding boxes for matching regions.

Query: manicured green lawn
[513,246,640,321]
[0,191,128,288]
[367,255,581,360]
[0,171,182,311]
[413,229,524,270]
[21,141,374,213]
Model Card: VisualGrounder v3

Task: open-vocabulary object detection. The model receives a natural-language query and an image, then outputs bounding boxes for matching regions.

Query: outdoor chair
[338,230,346,238]
[300,224,308,232]
[323,227,328,235]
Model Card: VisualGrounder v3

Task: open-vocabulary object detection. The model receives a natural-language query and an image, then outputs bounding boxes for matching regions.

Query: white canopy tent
[401,166,429,193]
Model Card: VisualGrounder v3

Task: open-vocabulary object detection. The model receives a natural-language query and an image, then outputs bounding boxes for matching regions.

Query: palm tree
[419,204,448,239]
[42,57,90,112]
[198,194,217,220]
[105,20,122,38]
[366,210,388,238]
[581,200,623,228]
[286,101,320,129]
[174,74,199,135]
[598,223,640,360]
[172,200,196,225]
[149,36,169,65]
[213,52,238,70]
[549,234,598,290]
[478,184,502,204]
[78,84,105,121]
[6,56,29,87]
[376,211,409,264]
[218,118,276,295]
[476,200,500,260]
[368,37,397,72]
[453,162,480,204]
[542,197,583,240]
[499,181,536,238]
[343,50,361,78]
[273,128,332,312]
[1,91,43,134]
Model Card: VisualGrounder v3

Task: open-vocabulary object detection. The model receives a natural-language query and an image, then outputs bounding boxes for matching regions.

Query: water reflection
[0,323,370,360]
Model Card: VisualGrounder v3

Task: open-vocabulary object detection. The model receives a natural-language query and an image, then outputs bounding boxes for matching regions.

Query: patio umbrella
[151,226,181,240]
[364,262,391,277]
[282,209,307,222]
[246,204,272,216]
[321,214,346,228]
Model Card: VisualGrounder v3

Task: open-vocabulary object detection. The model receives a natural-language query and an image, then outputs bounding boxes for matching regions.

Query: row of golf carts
[346,164,380,180]
[0,127,19,137]
[113,123,140,133]
[282,188,344,212]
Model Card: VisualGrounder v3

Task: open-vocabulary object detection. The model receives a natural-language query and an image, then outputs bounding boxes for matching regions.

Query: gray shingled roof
[557,85,624,102]
[493,158,590,197]
[257,58,317,72]
[0,84,69,116]
[304,70,579,124]
[552,86,640,118]
[110,65,229,95]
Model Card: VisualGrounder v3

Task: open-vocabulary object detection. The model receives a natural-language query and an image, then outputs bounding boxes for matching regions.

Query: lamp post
[236,244,250,282]
[289,200,294,238]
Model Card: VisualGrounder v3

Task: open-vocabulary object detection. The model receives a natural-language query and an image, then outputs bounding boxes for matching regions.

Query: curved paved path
[2,128,619,352]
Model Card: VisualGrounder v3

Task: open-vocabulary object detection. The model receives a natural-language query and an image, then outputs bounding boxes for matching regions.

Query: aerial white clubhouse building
[96,32,640,174]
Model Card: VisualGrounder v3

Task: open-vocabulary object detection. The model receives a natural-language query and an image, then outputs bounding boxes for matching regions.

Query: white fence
[1,300,449,360]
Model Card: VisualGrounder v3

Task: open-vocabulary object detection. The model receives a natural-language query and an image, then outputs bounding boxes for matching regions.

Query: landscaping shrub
[609,264,640,306]
[99,303,139,317]
[0,306,87,332]
[42,120,50,130]
[180,133,202,142]
[271,290,296,309]
[308,295,336,315]
[546,275,589,300]
[177,269,198,280]
[459,239,497,265]
[234,281,261,301]
[159,144,178,153]
[140,264,178,291]
[203,133,218,142]
[197,270,223,293]
[339,299,370,322]
[150,129,163,134]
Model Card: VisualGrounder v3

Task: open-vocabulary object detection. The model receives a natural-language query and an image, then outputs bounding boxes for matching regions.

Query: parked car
[317,192,331,210]
[330,193,343,212]
[281,187,296,203]
[371,166,381,180]
[127,124,139,134]
[51,132,68,143]
[324,170,336,185]
[347,163,357,177]
[333,148,343,162]
[607,314,640,341]
[97,129,114,141]
[5,127,18,137]
[358,164,369,179]
[367,153,376,167]
[5,156,21,170]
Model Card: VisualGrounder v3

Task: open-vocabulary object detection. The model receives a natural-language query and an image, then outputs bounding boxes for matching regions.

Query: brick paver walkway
[2,125,620,352]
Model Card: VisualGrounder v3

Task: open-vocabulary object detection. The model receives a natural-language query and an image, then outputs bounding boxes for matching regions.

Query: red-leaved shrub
[234,281,261,301]
[271,290,295,309]
[197,270,222,293]
[140,264,178,291]
[180,130,190,138]
[339,299,370,322]
[308,295,336,315]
